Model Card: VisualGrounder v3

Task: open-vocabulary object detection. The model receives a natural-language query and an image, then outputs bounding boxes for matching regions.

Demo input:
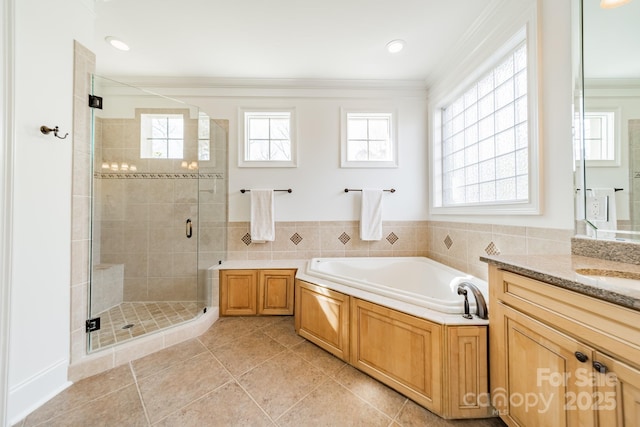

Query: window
[239,109,296,167]
[431,27,541,215]
[198,113,210,161]
[440,42,528,206]
[140,113,184,159]
[341,110,397,168]
[574,110,618,166]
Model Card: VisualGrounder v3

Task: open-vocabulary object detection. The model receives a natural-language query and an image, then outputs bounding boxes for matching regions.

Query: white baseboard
[8,359,71,426]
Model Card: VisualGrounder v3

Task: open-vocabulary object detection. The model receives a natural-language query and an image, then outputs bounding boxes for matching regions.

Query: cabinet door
[294,280,350,360]
[350,298,442,414]
[446,326,491,419]
[595,352,640,426]
[220,270,257,315]
[258,269,295,315]
[497,305,596,427]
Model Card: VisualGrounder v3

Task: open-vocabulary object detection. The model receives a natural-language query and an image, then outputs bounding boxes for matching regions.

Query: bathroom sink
[575,268,640,287]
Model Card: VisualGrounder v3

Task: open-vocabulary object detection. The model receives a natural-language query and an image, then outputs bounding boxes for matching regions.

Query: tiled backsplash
[226,220,574,281]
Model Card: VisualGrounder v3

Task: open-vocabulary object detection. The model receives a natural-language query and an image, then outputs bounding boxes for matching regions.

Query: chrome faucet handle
[457,282,489,320]
[457,286,473,319]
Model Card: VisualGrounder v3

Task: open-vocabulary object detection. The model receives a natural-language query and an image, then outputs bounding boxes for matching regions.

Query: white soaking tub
[297,256,488,324]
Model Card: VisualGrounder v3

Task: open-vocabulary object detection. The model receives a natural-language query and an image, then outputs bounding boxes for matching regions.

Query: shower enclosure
[88,75,227,351]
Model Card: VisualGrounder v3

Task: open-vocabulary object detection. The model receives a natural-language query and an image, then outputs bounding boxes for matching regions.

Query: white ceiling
[583,0,640,79]
[93,0,493,83]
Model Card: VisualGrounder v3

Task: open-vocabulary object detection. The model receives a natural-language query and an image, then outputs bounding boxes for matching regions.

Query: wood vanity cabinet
[489,265,640,427]
[295,279,491,419]
[220,269,296,316]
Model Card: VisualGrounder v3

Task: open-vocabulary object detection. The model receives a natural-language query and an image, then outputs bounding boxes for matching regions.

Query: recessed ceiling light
[105,36,130,51]
[386,39,405,54]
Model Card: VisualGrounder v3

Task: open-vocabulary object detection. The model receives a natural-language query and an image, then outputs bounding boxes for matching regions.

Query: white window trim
[140,113,185,159]
[430,12,541,216]
[580,106,621,168]
[340,108,398,168]
[238,107,297,168]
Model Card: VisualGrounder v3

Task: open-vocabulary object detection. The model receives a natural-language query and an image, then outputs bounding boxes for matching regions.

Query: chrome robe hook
[40,125,69,139]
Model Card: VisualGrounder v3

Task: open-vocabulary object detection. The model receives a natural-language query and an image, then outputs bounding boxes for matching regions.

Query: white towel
[588,188,617,238]
[250,189,275,242]
[360,189,383,241]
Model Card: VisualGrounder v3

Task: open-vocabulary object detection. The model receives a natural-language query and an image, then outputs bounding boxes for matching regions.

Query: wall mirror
[577,0,640,241]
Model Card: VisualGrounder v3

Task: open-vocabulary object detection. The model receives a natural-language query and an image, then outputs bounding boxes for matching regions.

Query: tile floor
[90,302,202,350]
[19,316,506,426]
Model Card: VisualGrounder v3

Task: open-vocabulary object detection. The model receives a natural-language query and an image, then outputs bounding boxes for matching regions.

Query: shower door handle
[186,219,192,238]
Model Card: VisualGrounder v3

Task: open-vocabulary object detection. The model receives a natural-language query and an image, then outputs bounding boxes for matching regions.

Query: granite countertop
[481,254,640,311]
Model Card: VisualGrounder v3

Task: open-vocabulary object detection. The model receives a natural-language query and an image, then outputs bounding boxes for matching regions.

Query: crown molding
[97,75,428,91]
[92,75,430,100]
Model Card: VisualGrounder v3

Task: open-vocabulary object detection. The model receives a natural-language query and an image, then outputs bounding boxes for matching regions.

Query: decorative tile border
[95,172,224,180]
[290,232,303,245]
[443,234,453,250]
[485,241,501,256]
[338,232,351,245]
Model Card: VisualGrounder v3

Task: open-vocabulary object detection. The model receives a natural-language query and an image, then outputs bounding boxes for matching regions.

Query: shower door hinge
[88,95,103,109]
[85,317,101,333]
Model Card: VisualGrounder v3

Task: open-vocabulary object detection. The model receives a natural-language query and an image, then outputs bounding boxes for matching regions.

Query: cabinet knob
[574,351,589,363]
[593,361,608,374]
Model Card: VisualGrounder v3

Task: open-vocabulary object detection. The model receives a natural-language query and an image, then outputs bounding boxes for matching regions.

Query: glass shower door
[88,75,208,351]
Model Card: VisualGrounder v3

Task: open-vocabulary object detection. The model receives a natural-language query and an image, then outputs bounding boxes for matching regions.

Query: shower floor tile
[89,301,201,350]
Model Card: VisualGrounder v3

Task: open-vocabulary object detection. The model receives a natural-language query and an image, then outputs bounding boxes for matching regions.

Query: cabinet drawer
[491,266,640,368]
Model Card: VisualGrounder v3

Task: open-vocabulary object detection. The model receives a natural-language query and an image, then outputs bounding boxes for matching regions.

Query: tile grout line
[27,377,141,427]
[271,367,334,424]
[330,377,396,425]
[128,361,152,426]
[390,398,409,426]
[202,341,280,425]
[149,378,238,426]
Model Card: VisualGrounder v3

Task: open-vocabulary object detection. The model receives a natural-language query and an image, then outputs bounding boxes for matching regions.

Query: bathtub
[298,257,488,323]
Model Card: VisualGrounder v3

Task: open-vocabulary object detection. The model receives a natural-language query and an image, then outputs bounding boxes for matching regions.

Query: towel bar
[345,188,395,193]
[241,189,292,193]
[576,188,623,192]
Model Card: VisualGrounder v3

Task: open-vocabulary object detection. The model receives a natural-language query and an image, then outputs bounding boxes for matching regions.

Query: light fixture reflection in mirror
[600,0,632,8]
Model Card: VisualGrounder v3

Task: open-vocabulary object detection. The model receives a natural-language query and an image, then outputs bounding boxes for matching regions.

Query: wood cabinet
[350,297,442,413]
[294,279,491,419]
[444,325,490,419]
[294,279,350,360]
[489,265,640,427]
[258,270,295,315]
[220,270,257,315]
[220,269,295,316]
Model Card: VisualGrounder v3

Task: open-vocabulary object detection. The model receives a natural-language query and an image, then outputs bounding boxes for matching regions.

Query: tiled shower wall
[70,41,95,364]
[93,113,227,303]
[227,220,573,281]
[94,112,199,302]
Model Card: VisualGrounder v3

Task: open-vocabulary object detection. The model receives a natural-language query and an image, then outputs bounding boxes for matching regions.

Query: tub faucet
[456,282,488,320]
